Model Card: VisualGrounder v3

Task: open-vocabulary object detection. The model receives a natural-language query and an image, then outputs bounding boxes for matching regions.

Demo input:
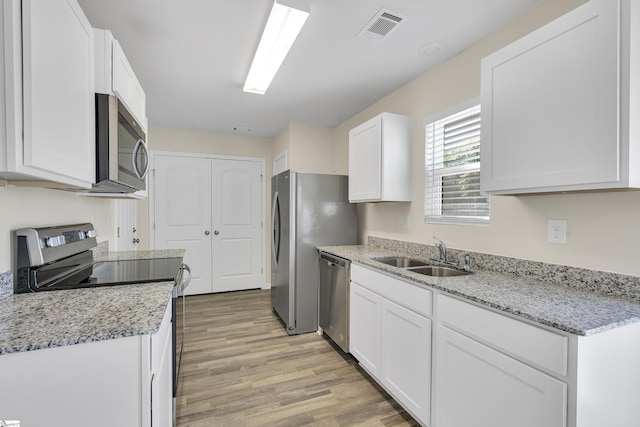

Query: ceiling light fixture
[243,0,309,95]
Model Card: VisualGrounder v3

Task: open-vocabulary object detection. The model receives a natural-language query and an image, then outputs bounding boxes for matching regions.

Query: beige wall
[0,185,114,272]
[274,124,290,164]
[274,123,335,174]
[333,0,640,276]
[288,124,335,173]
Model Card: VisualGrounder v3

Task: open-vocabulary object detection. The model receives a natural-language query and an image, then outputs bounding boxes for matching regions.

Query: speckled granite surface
[0,249,184,355]
[0,271,12,299]
[94,249,185,262]
[318,242,640,336]
[0,282,173,355]
[369,236,640,300]
[91,240,109,257]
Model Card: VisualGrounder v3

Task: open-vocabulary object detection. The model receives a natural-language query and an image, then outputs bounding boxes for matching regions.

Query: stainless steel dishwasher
[319,252,350,353]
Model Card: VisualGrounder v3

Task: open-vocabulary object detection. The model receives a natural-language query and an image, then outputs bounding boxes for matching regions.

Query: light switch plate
[547,219,567,244]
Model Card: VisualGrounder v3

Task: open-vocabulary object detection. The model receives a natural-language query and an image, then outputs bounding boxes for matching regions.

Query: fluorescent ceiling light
[243,0,309,95]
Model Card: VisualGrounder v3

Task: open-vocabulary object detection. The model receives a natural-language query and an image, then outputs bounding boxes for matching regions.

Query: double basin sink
[372,256,472,277]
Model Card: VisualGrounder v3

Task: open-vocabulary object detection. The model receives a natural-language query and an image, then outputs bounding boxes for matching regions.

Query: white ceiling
[77,0,541,138]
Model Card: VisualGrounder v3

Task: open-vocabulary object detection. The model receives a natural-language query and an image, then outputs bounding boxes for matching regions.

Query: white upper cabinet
[113,39,147,131]
[349,112,412,202]
[94,29,147,132]
[1,0,95,188]
[481,0,640,194]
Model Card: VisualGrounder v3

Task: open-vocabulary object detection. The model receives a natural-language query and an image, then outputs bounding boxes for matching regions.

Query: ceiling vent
[358,8,408,41]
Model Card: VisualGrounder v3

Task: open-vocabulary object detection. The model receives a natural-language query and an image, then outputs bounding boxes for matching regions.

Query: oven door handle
[175,263,191,295]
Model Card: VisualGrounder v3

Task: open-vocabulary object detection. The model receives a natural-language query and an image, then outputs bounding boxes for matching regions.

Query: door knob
[205,230,210,235]
[214,230,220,235]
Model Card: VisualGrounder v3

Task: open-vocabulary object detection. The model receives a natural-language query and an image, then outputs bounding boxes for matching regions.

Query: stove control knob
[45,236,65,247]
[86,230,97,239]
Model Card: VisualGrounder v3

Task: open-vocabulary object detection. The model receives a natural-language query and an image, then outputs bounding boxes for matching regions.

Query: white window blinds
[425,103,489,224]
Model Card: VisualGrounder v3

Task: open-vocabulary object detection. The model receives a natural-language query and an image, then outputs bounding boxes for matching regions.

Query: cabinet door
[151,303,173,427]
[0,336,144,426]
[435,326,567,427]
[349,282,382,378]
[113,40,146,130]
[481,0,620,194]
[21,0,95,187]
[381,299,431,424]
[349,115,382,201]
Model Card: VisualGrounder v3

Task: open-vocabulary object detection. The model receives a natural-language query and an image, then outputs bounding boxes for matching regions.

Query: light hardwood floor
[176,289,420,427]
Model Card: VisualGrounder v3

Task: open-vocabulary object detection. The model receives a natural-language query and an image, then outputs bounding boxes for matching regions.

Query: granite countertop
[0,249,184,355]
[94,248,186,262]
[318,245,640,336]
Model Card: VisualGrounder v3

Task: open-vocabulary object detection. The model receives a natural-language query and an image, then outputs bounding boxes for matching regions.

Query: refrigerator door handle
[271,190,281,267]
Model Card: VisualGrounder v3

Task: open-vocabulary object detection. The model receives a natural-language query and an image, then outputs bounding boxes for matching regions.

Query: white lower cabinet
[151,299,174,427]
[381,299,431,423]
[349,282,382,377]
[350,264,432,426]
[435,294,567,427]
[435,293,640,427]
[0,300,173,427]
[350,264,640,427]
[435,325,566,427]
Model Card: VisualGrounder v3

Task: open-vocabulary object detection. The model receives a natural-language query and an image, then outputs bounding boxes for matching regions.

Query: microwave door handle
[139,141,150,179]
[132,139,150,180]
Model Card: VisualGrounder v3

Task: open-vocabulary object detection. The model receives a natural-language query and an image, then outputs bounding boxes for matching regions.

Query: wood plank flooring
[176,289,420,427]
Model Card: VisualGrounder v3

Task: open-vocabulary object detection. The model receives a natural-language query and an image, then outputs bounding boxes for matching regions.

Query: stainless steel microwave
[92,94,149,193]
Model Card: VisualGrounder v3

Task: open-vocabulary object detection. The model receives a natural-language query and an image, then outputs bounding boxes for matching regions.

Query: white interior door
[114,199,137,251]
[153,155,213,295]
[211,159,263,292]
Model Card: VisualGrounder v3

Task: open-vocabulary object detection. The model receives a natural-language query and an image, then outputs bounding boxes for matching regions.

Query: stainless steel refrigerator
[271,170,357,335]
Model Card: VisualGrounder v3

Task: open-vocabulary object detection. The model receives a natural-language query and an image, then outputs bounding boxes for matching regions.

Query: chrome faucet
[433,236,447,262]
[463,252,471,271]
[432,237,471,270]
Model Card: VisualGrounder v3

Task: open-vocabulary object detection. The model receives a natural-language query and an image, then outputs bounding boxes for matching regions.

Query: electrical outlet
[547,219,567,244]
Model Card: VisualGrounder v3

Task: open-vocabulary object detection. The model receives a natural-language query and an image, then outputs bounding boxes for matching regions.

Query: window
[425,100,489,224]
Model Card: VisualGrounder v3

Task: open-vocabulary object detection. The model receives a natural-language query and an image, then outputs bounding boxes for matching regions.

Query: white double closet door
[152,153,264,295]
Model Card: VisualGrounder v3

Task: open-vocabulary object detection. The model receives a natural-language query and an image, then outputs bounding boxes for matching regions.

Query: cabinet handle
[132,238,140,244]
[205,230,210,236]
[214,230,220,235]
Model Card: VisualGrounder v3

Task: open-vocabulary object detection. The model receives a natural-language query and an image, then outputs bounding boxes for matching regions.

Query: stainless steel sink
[372,256,472,277]
[372,256,429,268]
[407,266,472,277]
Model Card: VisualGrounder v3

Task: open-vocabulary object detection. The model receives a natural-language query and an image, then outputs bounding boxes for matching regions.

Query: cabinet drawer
[151,300,172,374]
[352,264,432,317]
[437,294,568,376]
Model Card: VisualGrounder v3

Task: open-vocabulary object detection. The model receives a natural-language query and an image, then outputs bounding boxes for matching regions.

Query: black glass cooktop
[85,258,183,286]
[17,252,183,292]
